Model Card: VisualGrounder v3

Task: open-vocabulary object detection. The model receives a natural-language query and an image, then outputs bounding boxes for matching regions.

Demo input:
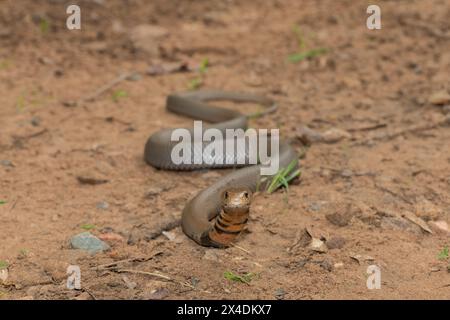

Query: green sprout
[39,18,50,34]
[0,200,6,205]
[199,58,209,74]
[188,58,209,90]
[188,78,203,90]
[224,271,256,284]
[288,48,328,63]
[112,90,128,102]
[0,261,8,270]
[0,60,11,70]
[266,159,301,194]
[16,95,26,112]
[81,224,96,231]
[288,25,328,63]
[293,25,306,50]
[438,246,449,260]
[18,249,29,258]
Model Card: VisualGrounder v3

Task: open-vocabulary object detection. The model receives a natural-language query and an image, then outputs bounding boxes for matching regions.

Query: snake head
[221,188,252,214]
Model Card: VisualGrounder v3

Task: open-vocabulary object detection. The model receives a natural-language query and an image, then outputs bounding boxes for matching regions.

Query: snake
[144,90,298,247]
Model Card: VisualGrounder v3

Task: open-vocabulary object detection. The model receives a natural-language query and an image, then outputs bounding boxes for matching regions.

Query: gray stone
[96,201,109,210]
[0,160,14,167]
[70,232,110,254]
[326,236,346,250]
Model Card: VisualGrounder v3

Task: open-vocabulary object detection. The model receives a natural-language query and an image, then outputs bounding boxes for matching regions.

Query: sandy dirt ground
[0,0,449,300]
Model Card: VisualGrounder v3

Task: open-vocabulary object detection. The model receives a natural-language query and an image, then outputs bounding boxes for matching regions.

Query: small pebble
[30,116,41,127]
[322,128,351,143]
[429,90,450,105]
[96,201,109,210]
[147,287,170,300]
[309,238,328,253]
[430,266,440,272]
[70,232,110,254]
[274,288,286,300]
[0,160,14,167]
[162,230,176,241]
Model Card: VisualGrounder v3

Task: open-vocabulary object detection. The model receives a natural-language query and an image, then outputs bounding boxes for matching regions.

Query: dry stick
[9,197,19,212]
[347,123,387,132]
[71,72,136,106]
[355,116,450,146]
[374,183,413,205]
[400,17,450,40]
[115,269,210,293]
[320,166,376,177]
[12,128,48,143]
[82,288,98,300]
[230,243,251,254]
[92,251,163,270]
[116,269,172,281]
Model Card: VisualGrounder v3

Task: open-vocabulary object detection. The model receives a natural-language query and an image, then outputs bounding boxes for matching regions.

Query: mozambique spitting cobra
[144,90,298,247]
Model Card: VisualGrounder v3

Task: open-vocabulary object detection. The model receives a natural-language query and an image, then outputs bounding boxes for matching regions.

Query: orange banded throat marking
[200,188,252,248]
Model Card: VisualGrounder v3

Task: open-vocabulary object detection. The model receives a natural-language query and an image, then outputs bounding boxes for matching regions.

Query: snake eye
[224,191,229,200]
[244,191,249,198]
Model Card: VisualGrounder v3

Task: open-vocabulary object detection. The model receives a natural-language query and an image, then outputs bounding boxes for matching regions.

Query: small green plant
[199,58,209,74]
[112,90,128,102]
[0,200,6,205]
[16,95,26,112]
[288,48,328,63]
[266,159,301,194]
[81,224,96,231]
[0,261,8,270]
[18,249,29,258]
[39,18,50,34]
[0,60,11,70]
[188,78,203,90]
[188,58,209,90]
[224,271,256,284]
[288,25,328,63]
[438,246,449,260]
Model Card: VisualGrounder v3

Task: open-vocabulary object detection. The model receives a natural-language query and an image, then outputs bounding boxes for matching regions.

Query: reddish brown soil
[1,0,449,300]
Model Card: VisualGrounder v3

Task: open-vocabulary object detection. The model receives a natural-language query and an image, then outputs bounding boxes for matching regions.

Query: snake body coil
[144,90,298,247]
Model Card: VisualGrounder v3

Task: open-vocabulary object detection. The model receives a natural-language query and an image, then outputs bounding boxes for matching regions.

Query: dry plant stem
[114,269,210,292]
[92,251,163,270]
[400,17,450,40]
[116,269,172,281]
[78,72,136,105]
[355,116,450,146]
[230,243,251,254]
[12,128,48,143]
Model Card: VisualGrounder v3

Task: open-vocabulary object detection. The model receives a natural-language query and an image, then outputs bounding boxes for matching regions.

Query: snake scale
[144,90,298,247]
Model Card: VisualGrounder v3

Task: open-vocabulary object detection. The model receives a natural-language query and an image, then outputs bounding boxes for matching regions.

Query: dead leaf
[350,254,374,264]
[401,211,433,234]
